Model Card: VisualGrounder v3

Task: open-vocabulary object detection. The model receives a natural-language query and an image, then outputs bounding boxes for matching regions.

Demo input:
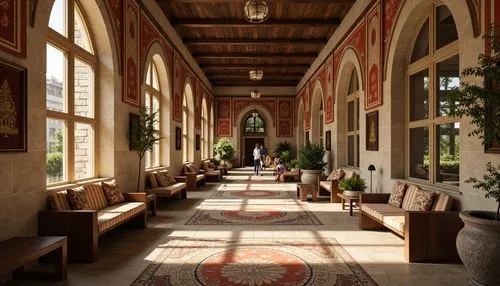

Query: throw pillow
[67,186,90,210]
[155,171,177,187]
[102,180,125,206]
[327,169,345,181]
[148,173,158,188]
[408,189,436,211]
[388,182,407,208]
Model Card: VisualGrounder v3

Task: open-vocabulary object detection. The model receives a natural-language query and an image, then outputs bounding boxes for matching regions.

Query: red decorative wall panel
[172,51,182,122]
[106,0,122,74]
[366,1,383,110]
[304,83,311,130]
[217,98,232,137]
[195,78,202,129]
[0,0,26,58]
[309,65,327,117]
[383,0,404,79]
[277,99,294,137]
[122,0,140,107]
[325,55,334,123]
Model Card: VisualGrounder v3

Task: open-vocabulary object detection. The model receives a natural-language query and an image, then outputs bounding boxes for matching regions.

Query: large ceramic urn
[300,169,322,185]
[456,211,500,286]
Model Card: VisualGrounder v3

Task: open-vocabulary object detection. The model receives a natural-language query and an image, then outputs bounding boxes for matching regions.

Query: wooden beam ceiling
[184,38,326,45]
[199,63,310,69]
[172,19,341,28]
[211,80,298,87]
[160,0,354,3]
[194,53,317,60]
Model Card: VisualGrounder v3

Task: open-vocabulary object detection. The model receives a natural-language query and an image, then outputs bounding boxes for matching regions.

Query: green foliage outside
[274,141,293,157]
[466,163,500,220]
[46,129,63,178]
[338,175,367,192]
[213,138,235,163]
[297,142,327,170]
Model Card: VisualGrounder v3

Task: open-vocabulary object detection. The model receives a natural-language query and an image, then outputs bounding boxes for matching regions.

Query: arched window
[346,69,360,168]
[144,61,161,169]
[210,105,214,157]
[244,112,265,134]
[407,4,459,187]
[46,0,97,184]
[182,83,194,162]
[319,99,324,145]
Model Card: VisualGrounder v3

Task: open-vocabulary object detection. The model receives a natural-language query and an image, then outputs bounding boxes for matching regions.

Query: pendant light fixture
[244,0,269,23]
[249,70,264,81]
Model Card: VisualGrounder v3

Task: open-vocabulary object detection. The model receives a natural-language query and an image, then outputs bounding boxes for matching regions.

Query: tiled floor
[6,170,469,286]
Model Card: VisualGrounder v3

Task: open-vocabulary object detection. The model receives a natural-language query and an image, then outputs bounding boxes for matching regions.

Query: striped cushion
[48,191,71,210]
[84,184,108,210]
[401,184,421,211]
[383,216,405,233]
[148,173,159,188]
[97,202,145,233]
[361,203,405,221]
[432,193,453,211]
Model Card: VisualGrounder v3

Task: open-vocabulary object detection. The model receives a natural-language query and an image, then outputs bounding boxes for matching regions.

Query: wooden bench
[0,236,67,282]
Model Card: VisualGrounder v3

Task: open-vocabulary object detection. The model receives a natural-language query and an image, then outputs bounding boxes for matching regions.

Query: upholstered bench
[175,162,206,191]
[359,182,463,262]
[39,180,147,263]
[200,160,222,182]
[146,169,187,200]
[317,169,356,203]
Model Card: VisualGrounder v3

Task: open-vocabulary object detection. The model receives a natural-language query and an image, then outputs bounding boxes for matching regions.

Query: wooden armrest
[198,170,206,174]
[360,193,391,204]
[404,210,463,262]
[174,176,186,182]
[123,192,147,203]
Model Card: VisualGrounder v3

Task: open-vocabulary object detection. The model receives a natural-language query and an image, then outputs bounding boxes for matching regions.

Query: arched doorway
[240,111,266,166]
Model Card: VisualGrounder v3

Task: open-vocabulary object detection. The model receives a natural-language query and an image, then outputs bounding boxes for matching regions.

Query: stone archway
[310,80,324,144]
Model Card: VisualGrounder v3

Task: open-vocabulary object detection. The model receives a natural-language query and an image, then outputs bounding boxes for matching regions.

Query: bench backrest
[400,183,453,211]
[48,182,109,211]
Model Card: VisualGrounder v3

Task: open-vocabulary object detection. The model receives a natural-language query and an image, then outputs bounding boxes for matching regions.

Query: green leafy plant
[274,141,293,157]
[213,138,235,165]
[466,162,500,220]
[338,175,367,192]
[279,150,291,164]
[46,152,63,178]
[289,159,300,169]
[297,143,327,170]
[445,26,500,147]
[128,106,161,191]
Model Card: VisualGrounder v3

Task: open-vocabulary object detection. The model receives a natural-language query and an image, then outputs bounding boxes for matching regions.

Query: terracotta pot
[300,169,322,185]
[456,211,500,286]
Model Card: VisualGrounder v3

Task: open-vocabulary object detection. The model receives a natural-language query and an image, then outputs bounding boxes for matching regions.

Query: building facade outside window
[46,0,97,185]
[144,61,161,169]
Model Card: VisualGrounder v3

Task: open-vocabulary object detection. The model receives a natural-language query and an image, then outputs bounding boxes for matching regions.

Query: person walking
[253,143,261,176]
[259,144,267,173]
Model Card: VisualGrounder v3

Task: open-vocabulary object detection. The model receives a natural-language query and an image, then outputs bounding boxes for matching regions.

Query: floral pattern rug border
[131,238,379,286]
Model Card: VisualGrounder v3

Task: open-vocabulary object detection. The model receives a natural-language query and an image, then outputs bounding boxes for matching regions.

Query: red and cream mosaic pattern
[132,239,378,286]
[185,189,321,225]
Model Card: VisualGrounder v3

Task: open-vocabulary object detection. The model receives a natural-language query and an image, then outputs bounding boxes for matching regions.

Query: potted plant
[338,175,367,197]
[128,106,161,192]
[274,141,293,157]
[447,26,500,286]
[297,142,327,184]
[213,138,235,169]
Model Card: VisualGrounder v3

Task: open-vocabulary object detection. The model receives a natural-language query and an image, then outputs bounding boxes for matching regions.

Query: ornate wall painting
[325,55,334,123]
[106,0,123,74]
[0,60,27,152]
[194,78,202,130]
[366,2,383,110]
[217,98,231,137]
[123,0,140,107]
[140,12,164,79]
[172,52,182,122]
[277,99,294,137]
[0,0,26,58]
[366,110,379,151]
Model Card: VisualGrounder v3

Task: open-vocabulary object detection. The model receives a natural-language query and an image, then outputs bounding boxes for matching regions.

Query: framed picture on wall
[366,110,379,151]
[175,127,182,150]
[325,131,331,151]
[0,60,27,152]
[305,131,310,145]
[196,134,200,150]
[128,112,140,151]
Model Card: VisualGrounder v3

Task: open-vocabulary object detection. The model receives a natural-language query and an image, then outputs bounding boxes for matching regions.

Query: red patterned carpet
[132,239,378,286]
[185,190,322,225]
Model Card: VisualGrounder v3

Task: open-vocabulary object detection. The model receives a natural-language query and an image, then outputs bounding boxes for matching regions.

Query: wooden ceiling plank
[193,52,317,59]
[172,19,341,28]
[184,38,326,45]
[199,63,310,68]
[160,0,354,3]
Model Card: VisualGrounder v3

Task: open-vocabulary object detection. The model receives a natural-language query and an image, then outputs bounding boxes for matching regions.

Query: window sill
[396,178,463,195]
[146,166,168,172]
[46,177,111,192]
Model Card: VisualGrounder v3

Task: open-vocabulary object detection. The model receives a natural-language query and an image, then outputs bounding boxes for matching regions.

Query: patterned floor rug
[186,190,322,225]
[132,238,378,286]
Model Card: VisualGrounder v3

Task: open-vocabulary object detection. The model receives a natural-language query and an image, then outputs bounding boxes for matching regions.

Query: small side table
[147,194,157,216]
[296,183,318,202]
[336,193,360,216]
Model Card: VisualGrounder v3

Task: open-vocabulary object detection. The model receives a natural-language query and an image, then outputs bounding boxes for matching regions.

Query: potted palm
[213,138,235,169]
[338,175,367,197]
[447,26,500,286]
[128,106,161,192]
[297,142,327,184]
